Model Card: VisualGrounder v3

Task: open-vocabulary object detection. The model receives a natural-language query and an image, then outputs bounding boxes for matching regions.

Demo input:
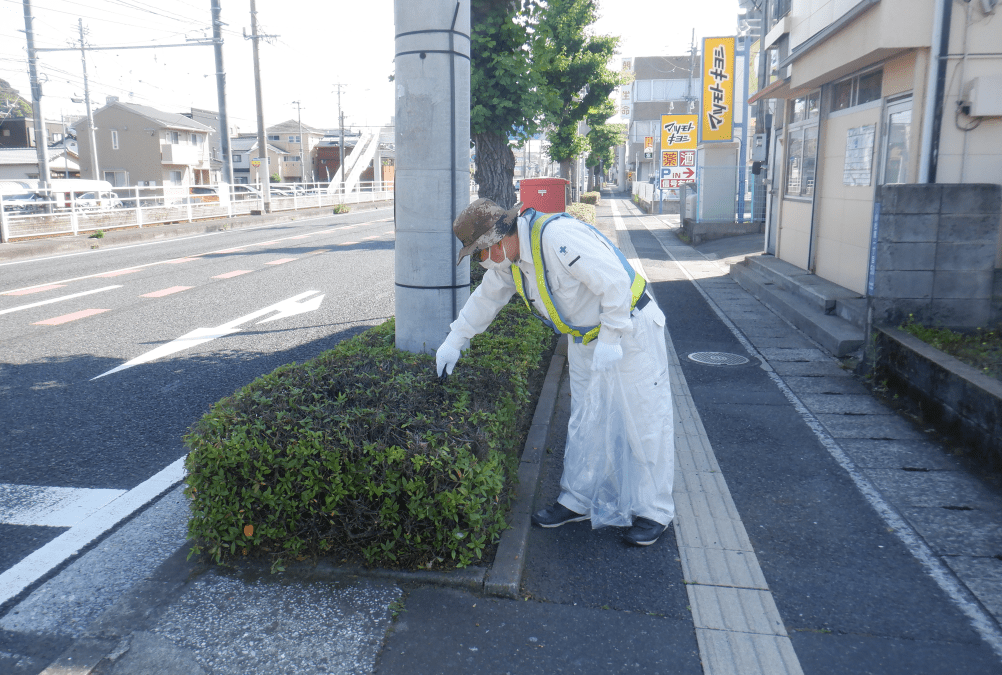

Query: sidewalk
[4,193,1001,674]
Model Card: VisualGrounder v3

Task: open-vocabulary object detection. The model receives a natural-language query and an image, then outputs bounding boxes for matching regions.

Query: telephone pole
[78,19,99,180]
[333,83,346,188]
[22,0,51,187]
[212,0,233,185]
[292,100,306,184]
[247,0,274,211]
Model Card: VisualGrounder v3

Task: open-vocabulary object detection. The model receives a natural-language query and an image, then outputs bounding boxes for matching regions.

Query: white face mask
[479,239,512,272]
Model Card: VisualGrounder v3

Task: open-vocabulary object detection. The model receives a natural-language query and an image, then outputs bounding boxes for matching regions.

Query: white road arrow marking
[92,291,324,380]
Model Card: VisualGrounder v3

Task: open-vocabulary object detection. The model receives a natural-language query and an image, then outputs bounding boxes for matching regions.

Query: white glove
[591,340,623,372]
[435,332,465,377]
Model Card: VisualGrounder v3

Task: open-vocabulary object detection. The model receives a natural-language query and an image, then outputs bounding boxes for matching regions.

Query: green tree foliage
[471,0,544,208]
[534,0,622,176]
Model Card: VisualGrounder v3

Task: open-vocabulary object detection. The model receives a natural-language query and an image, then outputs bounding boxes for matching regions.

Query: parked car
[75,191,124,210]
[1,192,46,213]
[189,186,221,203]
[231,185,262,201]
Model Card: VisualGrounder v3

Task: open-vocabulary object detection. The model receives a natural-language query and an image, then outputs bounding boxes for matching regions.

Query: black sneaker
[623,517,668,546]
[531,503,589,528]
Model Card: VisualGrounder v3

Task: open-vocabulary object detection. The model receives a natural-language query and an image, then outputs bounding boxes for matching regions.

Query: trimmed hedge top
[184,301,553,571]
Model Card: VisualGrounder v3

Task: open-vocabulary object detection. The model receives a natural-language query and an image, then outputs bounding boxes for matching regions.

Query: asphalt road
[0,207,396,611]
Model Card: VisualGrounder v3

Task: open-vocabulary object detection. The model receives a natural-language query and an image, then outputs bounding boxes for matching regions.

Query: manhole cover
[687,351,750,366]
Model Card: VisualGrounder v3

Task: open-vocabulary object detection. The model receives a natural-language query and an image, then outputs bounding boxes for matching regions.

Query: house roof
[0,147,75,165]
[93,102,214,131]
[229,136,287,154]
[267,118,325,135]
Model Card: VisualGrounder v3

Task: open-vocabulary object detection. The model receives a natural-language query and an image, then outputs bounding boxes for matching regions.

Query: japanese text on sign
[701,37,734,142]
[644,136,654,159]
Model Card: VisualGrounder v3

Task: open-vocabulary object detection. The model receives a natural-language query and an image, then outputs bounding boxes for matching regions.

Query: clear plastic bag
[561,367,645,528]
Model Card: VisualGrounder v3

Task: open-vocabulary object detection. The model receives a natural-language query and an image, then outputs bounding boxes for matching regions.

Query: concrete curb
[0,200,393,263]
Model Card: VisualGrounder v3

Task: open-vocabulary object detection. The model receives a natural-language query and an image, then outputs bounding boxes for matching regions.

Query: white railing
[0,181,396,243]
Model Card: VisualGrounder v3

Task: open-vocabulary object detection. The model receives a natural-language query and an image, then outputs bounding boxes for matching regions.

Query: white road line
[0,207,394,270]
[1,214,394,295]
[610,199,805,675]
[0,485,126,527]
[0,285,123,316]
[625,199,1002,661]
[0,457,185,607]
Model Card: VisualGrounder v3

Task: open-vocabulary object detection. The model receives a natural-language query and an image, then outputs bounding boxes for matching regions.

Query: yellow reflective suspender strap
[511,211,648,344]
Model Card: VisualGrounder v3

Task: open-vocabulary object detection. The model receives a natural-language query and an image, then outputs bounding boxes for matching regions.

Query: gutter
[919,0,952,183]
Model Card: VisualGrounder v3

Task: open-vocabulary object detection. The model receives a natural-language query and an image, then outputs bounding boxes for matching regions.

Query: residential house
[0,117,65,149]
[183,107,236,183]
[618,56,700,182]
[265,119,325,183]
[0,147,80,180]
[749,0,1002,328]
[75,101,213,189]
[229,136,288,185]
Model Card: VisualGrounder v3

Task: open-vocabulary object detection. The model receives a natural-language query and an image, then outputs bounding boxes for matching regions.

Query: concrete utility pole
[78,19,99,181]
[22,0,51,187]
[292,100,306,184]
[248,0,272,211]
[393,0,471,354]
[211,0,233,185]
[333,83,346,188]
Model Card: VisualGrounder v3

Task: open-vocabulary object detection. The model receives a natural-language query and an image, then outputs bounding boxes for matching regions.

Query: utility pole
[333,83,346,189]
[78,19,99,181]
[292,100,306,185]
[247,0,273,212]
[211,0,233,185]
[22,0,51,188]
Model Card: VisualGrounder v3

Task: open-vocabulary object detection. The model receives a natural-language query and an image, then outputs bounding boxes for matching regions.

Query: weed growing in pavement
[90,230,104,238]
[184,273,554,572]
[333,203,350,214]
[899,315,1002,380]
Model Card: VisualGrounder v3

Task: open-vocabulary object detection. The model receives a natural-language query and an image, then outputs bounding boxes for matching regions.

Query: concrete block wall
[871,183,1002,329]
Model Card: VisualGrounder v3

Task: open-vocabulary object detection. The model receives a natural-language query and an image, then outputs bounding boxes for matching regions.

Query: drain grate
[687,351,750,366]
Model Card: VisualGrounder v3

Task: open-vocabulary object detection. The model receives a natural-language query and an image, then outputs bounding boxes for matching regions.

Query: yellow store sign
[701,36,735,142]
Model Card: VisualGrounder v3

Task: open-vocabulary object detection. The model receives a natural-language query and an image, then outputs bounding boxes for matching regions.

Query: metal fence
[0,181,396,243]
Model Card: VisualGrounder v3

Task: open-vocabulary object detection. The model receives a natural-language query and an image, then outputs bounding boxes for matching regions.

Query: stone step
[835,296,868,328]
[745,255,863,316]
[730,261,865,357]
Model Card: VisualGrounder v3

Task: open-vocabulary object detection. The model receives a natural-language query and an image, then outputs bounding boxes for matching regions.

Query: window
[268,134,280,141]
[832,69,882,112]
[169,131,180,144]
[785,92,820,198]
[104,170,127,187]
[286,155,301,163]
[190,133,204,145]
[169,170,183,185]
[288,135,300,143]
[111,130,119,150]
[233,154,243,164]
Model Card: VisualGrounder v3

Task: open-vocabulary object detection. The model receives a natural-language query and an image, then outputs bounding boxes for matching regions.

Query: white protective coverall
[447,212,675,526]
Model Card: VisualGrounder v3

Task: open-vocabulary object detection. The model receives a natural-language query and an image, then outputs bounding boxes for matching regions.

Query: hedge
[184,290,554,571]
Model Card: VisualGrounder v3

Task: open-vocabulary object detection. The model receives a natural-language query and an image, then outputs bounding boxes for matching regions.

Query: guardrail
[0,181,397,243]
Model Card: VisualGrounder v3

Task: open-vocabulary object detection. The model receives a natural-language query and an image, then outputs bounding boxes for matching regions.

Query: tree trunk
[558,159,571,180]
[473,131,517,209]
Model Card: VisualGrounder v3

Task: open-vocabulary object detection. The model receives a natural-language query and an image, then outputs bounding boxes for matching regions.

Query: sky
[0,0,740,135]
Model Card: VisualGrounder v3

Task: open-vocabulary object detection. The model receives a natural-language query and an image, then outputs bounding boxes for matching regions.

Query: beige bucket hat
[453,198,523,265]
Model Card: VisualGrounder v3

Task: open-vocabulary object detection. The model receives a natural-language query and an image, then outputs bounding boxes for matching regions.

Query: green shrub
[579,192,600,205]
[184,303,553,571]
[333,203,350,214]
[567,202,596,225]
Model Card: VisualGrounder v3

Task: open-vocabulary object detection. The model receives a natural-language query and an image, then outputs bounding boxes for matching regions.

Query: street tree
[584,103,625,190]
[471,0,544,209]
[535,0,621,180]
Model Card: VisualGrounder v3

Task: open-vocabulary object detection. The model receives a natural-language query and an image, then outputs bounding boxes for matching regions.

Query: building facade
[752,0,1002,315]
[265,120,324,183]
[229,136,288,185]
[76,102,213,189]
